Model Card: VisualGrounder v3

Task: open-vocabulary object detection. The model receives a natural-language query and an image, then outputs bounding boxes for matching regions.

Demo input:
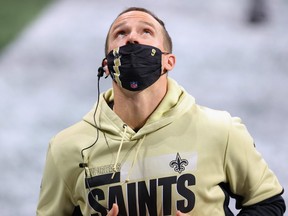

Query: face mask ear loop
[161,69,169,76]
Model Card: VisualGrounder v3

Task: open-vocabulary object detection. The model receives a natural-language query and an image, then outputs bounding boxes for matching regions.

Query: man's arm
[225,117,286,216]
[37,142,75,215]
[237,194,286,216]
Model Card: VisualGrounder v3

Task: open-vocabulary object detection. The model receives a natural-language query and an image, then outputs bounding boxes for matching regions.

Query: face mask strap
[161,69,169,76]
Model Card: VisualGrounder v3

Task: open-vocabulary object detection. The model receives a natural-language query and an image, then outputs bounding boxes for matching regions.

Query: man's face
[107,11,166,53]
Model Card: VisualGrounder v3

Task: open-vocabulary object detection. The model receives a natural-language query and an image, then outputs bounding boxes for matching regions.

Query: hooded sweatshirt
[37,78,283,216]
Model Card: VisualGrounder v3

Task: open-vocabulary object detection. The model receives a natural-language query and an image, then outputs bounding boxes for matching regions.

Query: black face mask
[106,43,168,91]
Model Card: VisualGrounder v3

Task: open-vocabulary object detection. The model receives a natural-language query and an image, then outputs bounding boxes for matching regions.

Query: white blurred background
[0,0,287,215]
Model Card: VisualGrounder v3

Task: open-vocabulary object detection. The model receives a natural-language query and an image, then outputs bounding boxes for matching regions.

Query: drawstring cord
[111,124,146,184]
[124,135,146,184]
[112,124,128,179]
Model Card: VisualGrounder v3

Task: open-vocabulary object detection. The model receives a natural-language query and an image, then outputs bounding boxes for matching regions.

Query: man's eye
[116,31,126,37]
[143,29,152,34]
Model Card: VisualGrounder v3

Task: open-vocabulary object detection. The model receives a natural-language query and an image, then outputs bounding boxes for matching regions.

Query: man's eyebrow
[111,21,127,33]
[111,20,156,33]
[139,20,156,29]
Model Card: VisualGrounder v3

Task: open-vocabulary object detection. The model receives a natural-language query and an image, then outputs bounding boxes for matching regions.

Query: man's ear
[102,59,110,77]
[163,54,176,72]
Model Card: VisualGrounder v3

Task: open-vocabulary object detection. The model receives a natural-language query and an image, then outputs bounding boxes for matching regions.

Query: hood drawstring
[111,124,146,183]
[124,134,146,184]
[112,124,128,179]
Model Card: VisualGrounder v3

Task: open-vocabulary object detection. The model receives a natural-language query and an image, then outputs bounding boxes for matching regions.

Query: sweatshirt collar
[83,78,195,139]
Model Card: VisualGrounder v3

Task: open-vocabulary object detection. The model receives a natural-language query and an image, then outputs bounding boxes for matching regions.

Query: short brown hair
[104,7,173,55]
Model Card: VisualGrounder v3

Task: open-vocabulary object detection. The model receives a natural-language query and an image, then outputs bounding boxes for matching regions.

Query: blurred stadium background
[0,0,287,215]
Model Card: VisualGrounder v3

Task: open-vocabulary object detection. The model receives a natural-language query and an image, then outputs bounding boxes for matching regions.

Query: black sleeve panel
[237,194,286,216]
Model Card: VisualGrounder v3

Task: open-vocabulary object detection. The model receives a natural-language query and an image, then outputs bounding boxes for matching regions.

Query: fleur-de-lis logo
[169,153,189,174]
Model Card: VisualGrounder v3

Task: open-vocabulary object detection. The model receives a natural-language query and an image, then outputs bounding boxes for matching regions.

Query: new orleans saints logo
[169,152,189,174]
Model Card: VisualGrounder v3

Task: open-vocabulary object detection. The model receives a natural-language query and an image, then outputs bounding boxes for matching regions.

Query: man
[37,7,285,216]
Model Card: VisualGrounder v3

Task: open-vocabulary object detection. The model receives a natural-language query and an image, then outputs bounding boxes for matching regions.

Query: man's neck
[112,80,167,130]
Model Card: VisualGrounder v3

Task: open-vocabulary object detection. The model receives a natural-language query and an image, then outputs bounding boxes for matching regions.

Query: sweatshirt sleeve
[224,117,285,214]
[36,140,75,216]
[237,194,286,215]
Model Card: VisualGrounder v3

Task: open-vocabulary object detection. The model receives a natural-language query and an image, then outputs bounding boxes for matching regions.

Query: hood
[83,78,195,140]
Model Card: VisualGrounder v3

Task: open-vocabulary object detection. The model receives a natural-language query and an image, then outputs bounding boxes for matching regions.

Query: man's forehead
[111,11,160,30]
